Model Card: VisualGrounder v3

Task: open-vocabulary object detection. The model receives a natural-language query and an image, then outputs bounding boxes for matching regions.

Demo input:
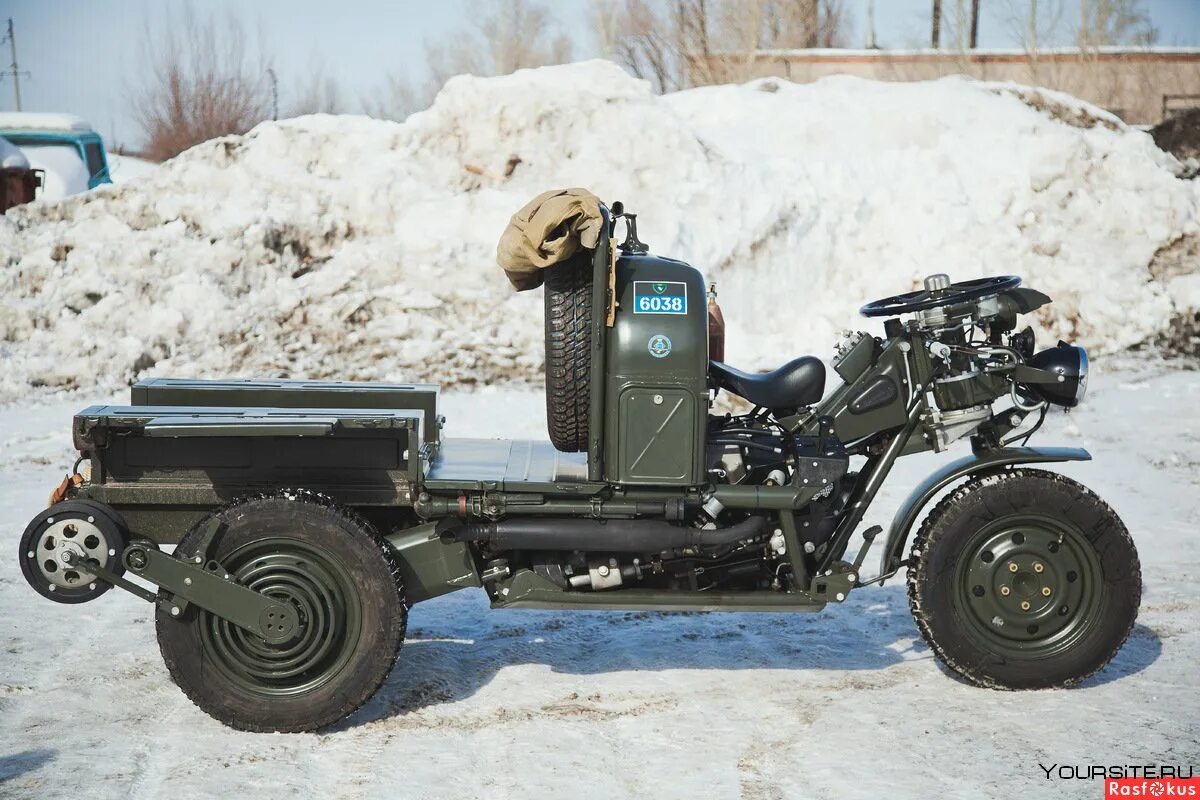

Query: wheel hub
[197,537,362,697]
[31,516,112,592]
[957,517,1101,653]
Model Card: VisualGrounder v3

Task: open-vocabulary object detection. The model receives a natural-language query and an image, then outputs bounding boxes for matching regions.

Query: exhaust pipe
[442,516,767,552]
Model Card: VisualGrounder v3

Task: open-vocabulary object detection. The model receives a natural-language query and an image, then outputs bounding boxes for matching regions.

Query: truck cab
[0,112,111,200]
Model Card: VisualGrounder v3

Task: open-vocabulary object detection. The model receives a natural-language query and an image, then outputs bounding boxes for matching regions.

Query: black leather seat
[710,357,826,409]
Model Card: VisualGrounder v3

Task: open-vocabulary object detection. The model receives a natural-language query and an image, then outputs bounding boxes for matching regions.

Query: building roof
[740,46,1200,60]
[0,112,96,133]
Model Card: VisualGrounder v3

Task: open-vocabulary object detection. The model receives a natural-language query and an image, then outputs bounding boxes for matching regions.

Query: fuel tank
[603,252,708,485]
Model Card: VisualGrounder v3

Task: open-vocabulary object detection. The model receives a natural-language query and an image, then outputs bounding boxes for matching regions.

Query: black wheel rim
[953,514,1103,659]
[198,537,362,697]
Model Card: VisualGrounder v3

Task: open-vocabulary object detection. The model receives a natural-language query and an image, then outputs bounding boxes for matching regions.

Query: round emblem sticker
[648,334,672,358]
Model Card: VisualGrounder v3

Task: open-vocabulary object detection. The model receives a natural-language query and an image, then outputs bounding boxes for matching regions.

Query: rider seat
[709,357,826,410]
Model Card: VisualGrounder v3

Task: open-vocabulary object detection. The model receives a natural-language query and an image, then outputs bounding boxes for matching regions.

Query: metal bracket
[121,543,300,644]
[807,561,859,602]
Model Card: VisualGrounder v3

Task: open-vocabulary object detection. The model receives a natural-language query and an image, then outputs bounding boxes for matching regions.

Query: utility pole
[969,0,981,48]
[932,0,942,48]
[866,0,877,49]
[1,18,29,111]
[267,67,278,121]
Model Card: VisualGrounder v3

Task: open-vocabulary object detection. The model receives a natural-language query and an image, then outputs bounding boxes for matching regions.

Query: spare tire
[544,253,593,452]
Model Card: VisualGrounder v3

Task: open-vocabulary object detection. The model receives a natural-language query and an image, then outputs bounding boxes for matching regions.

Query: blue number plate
[633,281,688,315]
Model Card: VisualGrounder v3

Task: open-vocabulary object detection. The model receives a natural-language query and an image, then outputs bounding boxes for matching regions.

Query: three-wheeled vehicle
[18,204,1140,732]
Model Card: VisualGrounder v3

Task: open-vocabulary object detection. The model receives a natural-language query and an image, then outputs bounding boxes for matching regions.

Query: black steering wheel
[859,275,1021,318]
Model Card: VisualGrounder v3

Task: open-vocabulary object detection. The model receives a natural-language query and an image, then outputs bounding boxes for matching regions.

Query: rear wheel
[907,469,1140,689]
[543,254,593,452]
[156,494,405,732]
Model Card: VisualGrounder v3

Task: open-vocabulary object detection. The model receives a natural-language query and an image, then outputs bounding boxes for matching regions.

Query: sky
[1,0,1198,151]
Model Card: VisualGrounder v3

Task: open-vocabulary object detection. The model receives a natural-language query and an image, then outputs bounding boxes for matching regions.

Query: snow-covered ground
[1,360,1196,800]
[2,61,1197,405]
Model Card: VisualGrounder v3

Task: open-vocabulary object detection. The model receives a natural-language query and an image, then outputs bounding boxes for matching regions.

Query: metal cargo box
[130,378,441,445]
[73,405,424,543]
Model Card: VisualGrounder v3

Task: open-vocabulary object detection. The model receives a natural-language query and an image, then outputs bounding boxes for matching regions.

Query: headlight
[1028,343,1088,408]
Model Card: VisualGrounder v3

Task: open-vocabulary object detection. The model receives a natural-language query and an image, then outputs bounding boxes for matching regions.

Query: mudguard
[879,446,1092,576]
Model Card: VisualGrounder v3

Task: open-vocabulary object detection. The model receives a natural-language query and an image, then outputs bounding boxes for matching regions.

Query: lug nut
[1042,587,1052,596]
[1033,563,1044,573]
[1008,562,1019,573]
[1000,586,1011,596]
[127,549,147,569]
[1020,600,1031,611]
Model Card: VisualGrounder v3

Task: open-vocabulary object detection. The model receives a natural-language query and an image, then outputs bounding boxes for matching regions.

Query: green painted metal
[191,536,364,697]
[879,446,1093,575]
[125,543,301,643]
[132,377,441,445]
[586,209,613,482]
[384,522,482,603]
[809,336,911,441]
[493,567,825,611]
[603,252,709,485]
[955,515,1103,656]
[74,405,423,544]
[423,438,591,492]
[711,483,821,510]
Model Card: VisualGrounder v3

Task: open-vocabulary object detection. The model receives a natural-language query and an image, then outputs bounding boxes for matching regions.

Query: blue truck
[0,112,110,199]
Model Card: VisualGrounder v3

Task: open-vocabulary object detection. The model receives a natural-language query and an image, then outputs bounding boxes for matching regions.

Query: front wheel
[156,494,406,731]
[907,469,1140,689]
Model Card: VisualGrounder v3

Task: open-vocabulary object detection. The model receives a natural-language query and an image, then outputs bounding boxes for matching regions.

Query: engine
[902,274,1088,451]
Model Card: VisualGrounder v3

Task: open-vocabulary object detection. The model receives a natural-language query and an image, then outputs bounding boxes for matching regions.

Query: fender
[878,446,1091,576]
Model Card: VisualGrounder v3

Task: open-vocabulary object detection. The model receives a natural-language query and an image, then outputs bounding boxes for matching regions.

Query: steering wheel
[859,275,1022,318]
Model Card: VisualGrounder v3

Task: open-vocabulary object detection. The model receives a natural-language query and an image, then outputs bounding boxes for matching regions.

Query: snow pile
[106,152,159,183]
[1,61,1196,403]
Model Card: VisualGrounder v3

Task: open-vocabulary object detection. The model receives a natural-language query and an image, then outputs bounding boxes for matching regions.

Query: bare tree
[1002,0,1068,83]
[370,0,572,120]
[290,64,345,116]
[130,7,272,161]
[602,0,850,92]
[363,74,425,122]
[1077,0,1158,47]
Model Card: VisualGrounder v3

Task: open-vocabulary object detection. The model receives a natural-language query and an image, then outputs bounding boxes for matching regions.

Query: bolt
[170,606,181,616]
[847,573,857,583]
[836,592,845,601]
[1042,586,1052,596]
[1033,562,1044,573]
[597,565,610,576]
[47,517,54,524]
[87,516,95,523]
[89,583,97,590]
[127,549,148,569]
[1008,562,1019,573]
[26,550,34,559]
[184,577,192,586]
[108,548,116,556]
[1000,586,1011,596]
[1020,600,1031,611]
[193,556,202,564]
